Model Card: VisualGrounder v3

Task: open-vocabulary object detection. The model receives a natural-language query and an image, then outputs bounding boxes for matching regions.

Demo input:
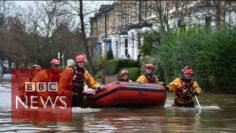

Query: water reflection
[166,108,200,132]
[91,108,166,132]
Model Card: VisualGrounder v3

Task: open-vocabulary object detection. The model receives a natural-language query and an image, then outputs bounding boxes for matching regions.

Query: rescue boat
[83,81,167,108]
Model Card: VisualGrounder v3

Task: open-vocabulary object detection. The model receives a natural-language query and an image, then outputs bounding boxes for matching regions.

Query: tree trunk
[101,69,105,84]
[217,0,225,26]
[79,0,94,75]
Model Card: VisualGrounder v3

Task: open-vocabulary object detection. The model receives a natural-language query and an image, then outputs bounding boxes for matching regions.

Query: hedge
[155,26,236,90]
[126,67,141,81]
[104,59,139,75]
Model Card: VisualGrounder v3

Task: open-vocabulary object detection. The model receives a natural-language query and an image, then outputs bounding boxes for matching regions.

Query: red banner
[11,69,72,122]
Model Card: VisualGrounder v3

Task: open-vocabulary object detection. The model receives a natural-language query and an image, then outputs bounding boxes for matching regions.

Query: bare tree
[0,1,88,69]
[215,0,225,26]
[0,1,16,69]
[0,1,13,27]
[111,0,192,48]
[116,1,191,32]
[62,0,99,74]
[22,1,72,67]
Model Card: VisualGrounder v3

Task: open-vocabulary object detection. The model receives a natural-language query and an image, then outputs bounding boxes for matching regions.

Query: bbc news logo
[16,82,67,110]
[11,69,72,122]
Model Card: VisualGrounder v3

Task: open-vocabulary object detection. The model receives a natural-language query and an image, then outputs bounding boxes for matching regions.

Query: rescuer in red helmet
[30,59,61,106]
[136,63,159,84]
[18,64,42,102]
[59,55,105,107]
[166,66,202,107]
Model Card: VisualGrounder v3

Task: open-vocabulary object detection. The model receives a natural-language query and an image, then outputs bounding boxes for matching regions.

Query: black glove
[191,91,198,97]
[182,89,191,99]
[162,83,169,91]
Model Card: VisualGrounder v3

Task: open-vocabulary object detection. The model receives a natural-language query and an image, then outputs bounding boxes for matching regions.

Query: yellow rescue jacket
[32,69,60,83]
[58,67,74,95]
[59,67,100,95]
[136,75,159,84]
[167,78,202,105]
[83,69,100,89]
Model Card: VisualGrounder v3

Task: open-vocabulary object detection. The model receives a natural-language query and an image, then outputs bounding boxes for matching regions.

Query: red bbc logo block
[11,69,72,122]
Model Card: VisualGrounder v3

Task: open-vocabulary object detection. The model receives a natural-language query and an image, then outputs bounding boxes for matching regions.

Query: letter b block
[36,82,46,92]
[25,82,35,92]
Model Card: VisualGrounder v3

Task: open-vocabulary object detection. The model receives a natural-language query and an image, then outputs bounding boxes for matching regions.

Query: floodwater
[0,81,236,133]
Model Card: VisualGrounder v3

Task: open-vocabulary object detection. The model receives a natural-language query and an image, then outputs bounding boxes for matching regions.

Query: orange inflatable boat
[83,81,167,108]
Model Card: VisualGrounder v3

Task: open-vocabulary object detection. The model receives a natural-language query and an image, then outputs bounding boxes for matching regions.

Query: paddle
[194,95,202,111]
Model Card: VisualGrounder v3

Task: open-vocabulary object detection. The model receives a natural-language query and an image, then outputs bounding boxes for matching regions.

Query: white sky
[14,1,35,9]
[14,1,114,12]
[13,1,114,35]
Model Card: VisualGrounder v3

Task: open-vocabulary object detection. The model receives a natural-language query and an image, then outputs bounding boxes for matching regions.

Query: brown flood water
[0,81,236,132]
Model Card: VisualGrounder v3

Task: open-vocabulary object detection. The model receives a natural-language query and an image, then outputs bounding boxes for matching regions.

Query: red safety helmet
[145,63,155,70]
[32,64,41,70]
[75,55,86,62]
[183,67,193,75]
[50,59,60,65]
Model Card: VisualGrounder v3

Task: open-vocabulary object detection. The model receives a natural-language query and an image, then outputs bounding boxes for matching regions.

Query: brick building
[90,0,236,60]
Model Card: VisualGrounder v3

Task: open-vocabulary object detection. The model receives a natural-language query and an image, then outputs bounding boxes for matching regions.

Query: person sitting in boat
[59,55,105,107]
[166,66,202,107]
[118,69,133,82]
[136,63,159,84]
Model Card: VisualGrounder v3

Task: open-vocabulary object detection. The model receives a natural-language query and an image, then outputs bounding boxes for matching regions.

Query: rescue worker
[59,55,105,107]
[136,63,159,84]
[118,69,132,82]
[58,59,75,97]
[32,59,61,106]
[25,64,42,83]
[32,59,61,83]
[166,66,202,107]
[19,64,42,101]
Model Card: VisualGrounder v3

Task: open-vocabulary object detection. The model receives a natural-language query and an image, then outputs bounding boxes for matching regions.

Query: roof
[94,4,113,17]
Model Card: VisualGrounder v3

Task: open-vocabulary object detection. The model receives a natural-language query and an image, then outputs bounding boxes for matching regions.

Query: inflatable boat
[83,81,167,108]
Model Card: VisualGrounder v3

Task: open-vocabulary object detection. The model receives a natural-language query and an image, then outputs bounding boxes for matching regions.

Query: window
[116,41,119,57]
[131,33,135,58]
[125,38,129,58]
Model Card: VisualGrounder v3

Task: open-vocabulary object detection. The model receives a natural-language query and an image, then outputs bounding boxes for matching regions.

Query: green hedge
[126,67,141,81]
[155,26,236,89]
[95,71,102,79]
[104,59,139,75]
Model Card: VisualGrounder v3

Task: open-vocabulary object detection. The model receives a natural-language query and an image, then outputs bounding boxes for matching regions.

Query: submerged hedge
[155,27,236,90]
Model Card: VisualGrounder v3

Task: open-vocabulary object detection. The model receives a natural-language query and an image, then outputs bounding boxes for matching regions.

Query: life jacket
[72,65,85,92]
[145,74,158,83]
[175,78,194,100]
[35,69,60,103]
[47,69,60,82]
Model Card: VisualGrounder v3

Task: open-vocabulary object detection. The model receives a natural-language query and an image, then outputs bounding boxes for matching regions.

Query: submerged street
[1,81,235,132]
